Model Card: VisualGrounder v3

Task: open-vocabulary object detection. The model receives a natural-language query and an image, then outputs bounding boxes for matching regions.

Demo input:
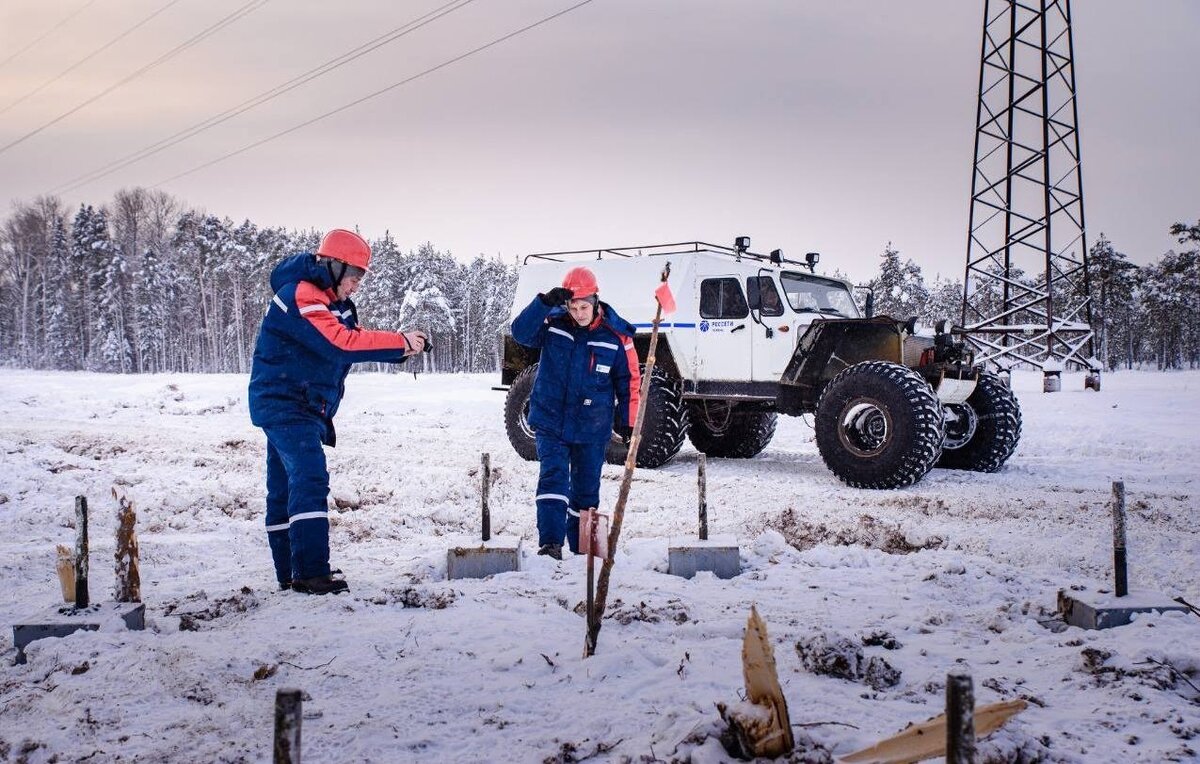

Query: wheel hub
[836,397,892,457]
[941,402,978,450]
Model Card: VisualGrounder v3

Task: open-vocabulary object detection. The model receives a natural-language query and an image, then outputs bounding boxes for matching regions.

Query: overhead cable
[53,0,476,194]
[0,0,99,71]
[154,0,596,188]
[1,0,186,117]
[0,0,270,158]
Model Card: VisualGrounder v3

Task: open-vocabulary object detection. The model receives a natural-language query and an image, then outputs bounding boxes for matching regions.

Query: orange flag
[655,281,676,315]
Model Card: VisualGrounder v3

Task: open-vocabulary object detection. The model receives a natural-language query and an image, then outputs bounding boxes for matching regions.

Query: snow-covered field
[1,369,1197,763]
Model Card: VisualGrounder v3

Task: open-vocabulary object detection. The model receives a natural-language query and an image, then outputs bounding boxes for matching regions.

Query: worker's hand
[538,287,573,307]
[614,423,633,444]
[402,331,428,355]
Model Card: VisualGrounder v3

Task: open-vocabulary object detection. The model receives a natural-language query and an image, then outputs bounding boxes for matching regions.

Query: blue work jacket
[512,297,641,444]
[248,253,409,444]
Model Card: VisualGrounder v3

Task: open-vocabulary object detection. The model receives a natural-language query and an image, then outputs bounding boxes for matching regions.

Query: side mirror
[854,284,875,318]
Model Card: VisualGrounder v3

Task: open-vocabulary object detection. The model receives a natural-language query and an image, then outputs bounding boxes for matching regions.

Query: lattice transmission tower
[961,0,1099,391]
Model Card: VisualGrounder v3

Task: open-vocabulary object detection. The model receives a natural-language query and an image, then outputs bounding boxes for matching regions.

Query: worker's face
[568,298,595,326]
[336,274,362,301]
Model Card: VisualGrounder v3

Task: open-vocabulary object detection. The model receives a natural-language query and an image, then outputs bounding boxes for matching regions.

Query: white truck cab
[502,240,861,401]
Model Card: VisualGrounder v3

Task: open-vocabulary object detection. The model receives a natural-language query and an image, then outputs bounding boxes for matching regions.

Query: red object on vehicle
[562,266,599,298]
[317,229,371,271]
[655,281,676,315]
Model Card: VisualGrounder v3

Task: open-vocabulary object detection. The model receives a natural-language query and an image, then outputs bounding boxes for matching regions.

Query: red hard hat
[562,266,598,298]
[317,229,371,271]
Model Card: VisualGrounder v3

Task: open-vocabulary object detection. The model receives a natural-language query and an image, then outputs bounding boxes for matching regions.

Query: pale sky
[1,0,1196,282]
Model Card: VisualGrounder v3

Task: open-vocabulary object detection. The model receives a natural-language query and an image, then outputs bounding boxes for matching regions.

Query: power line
[154,0,596,189]
[52,0,477,195]
[0,0,269,158]
[1,0,186,117]
[0,0,99,71]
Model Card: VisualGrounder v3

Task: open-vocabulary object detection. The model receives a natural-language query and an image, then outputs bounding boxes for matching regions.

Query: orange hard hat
[562,266,599,298]
[317,229,371,271]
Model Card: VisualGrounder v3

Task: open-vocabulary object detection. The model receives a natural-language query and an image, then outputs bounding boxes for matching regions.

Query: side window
[699,278,749,319]
[746,276,785,317]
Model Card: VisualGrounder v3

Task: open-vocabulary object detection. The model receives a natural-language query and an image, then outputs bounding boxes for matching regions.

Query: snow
[1,369,1198,763]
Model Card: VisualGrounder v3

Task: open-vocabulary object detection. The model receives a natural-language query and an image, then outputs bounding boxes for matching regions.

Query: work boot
[537,543,563,561]
[291,572,348,595]
[278,580,291,592]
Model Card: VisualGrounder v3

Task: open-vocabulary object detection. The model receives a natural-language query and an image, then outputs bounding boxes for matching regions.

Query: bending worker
[249,229,427,595]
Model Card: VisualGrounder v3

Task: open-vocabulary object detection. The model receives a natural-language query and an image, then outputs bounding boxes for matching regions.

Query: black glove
[538,287,573,307]
[614,423,634,443]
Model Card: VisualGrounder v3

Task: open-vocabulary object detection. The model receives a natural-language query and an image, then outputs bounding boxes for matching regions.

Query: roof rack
[523,240,812,268]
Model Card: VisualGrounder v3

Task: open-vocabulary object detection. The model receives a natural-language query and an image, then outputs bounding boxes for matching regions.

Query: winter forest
[0,187,1197,374]
[0,189,517,375]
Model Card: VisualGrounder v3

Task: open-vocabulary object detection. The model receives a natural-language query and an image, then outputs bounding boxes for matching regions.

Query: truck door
[747,275,794,382]
[694,275,751,382]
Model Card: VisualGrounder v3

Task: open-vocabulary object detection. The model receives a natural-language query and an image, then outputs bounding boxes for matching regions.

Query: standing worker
[249,229,428,595]
[511,266,641,559]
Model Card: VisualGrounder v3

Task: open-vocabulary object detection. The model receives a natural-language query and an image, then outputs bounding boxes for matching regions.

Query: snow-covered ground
[1,369,1197,763]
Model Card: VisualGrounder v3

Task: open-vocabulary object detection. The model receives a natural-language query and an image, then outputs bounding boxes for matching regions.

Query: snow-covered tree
[43,217,79,369]
[920,277,964,328]
[1083,234,1139,370]
[396,243,458,373]
[134,248,174,372]
[84,208,133,373]
[867,243,928,321]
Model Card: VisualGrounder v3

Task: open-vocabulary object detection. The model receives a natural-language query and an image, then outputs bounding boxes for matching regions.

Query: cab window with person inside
[699,277,749,319]
[746,276,785,317]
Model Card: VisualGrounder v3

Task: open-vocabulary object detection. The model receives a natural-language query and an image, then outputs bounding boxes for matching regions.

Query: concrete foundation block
[13,602,146,664]
[1058,587,1189,630]
[668,536,741,580]
[447,536,522,580]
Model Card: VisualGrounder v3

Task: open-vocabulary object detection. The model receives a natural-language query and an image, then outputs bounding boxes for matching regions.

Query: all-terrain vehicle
[498,239,1021,489]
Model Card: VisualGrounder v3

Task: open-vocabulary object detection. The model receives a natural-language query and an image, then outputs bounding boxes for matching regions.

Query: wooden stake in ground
[584,262,674,658]
[113,487,141,603]
[274,688,303,764]
[73,495,89,609]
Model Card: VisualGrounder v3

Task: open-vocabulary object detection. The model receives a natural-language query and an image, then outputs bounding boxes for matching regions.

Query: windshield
[780,271,861,317]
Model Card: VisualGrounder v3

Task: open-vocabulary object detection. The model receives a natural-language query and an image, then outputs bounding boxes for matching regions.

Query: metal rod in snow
[481,453,491,542]
[73,495,89,609]
[946,670,975,764]
[274,688,302,764]
[1112,480,1127,597]
[697,454,708,541]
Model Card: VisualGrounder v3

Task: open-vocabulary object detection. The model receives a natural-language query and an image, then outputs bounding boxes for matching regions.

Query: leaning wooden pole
[585,263,671,658]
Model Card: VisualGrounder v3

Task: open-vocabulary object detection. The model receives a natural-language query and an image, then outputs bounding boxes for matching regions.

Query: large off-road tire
[937,373,1022,472]
[814,361,944,489]
[686,402,777,458]
[504,364,539,462]
[605,366,688,469]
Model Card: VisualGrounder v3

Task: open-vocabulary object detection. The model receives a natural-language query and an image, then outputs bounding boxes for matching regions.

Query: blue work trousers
[534,433,607,553]
[262,421,332,583]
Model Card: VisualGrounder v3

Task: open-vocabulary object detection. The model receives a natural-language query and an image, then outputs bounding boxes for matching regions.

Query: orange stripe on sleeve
[621,334,641,427]
[295,282,407,353]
